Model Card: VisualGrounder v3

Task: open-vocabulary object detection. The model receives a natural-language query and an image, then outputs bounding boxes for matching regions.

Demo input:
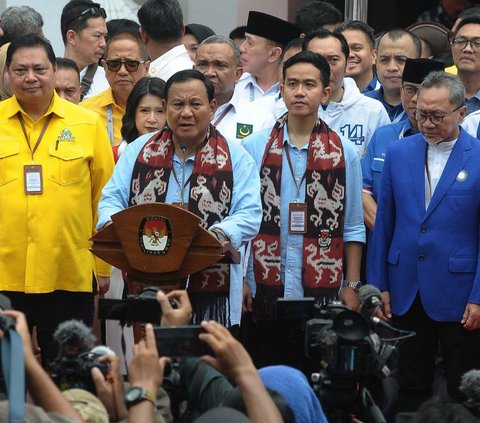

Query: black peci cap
[246,11,302,47]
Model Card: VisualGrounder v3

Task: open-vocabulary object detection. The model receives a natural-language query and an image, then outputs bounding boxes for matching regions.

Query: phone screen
[154,325,213,357]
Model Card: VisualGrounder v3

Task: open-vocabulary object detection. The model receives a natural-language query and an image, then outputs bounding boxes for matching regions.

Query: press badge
[24,165,43,194]
[288,203,307,233]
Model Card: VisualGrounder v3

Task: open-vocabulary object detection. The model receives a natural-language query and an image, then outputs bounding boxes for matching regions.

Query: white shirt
[213,89,275,143]
[234,72,279,103]
[148,44,193,81]
[80,65,109,100]
[425,139,457,209]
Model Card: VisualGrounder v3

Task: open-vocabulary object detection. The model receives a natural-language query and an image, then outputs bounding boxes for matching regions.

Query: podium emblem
[139,216,172,255]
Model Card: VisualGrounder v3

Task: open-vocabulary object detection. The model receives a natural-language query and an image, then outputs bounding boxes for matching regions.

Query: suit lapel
[424,131,472,220]
[410,136,427,216]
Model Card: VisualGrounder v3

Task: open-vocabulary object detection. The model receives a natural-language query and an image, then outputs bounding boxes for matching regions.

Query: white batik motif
[199,141,229,169]
[142,138,170,162]
[307,171,344,230]
[260,167,281,224]
[201,263,227,288]
[191,175,231,228]
[131,169,167,204]
[311,134,343,166]
[305,243,342,284]
[253,239,281,280]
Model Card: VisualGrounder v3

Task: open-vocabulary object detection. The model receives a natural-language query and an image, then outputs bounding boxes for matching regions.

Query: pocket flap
[387,247,400,265]
[0,141,20,159]
[371,158,384,172]
[449,256,477,273]
[49,144,84,161]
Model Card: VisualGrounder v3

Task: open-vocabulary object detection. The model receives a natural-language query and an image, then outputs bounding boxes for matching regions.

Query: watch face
[126,387,142,402]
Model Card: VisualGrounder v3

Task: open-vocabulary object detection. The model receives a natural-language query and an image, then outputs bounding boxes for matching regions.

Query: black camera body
[50,352,110,394]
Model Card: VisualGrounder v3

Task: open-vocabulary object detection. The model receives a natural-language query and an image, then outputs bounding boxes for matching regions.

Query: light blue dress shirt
[242,125,365,297]
[97,131,262,325]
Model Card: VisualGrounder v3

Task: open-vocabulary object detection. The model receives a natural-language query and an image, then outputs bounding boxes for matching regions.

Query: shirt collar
[5,90,65,120]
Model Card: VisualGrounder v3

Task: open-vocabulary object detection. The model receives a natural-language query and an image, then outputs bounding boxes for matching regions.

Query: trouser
[393,294,480,412]
[2,290,94,367]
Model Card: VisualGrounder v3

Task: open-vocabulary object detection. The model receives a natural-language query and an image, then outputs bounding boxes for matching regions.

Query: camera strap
[2,329,25,422]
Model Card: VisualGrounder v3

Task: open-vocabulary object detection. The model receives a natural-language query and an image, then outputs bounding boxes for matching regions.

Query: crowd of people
[1,0,480,421]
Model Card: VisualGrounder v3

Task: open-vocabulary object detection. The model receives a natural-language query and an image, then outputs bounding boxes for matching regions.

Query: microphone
[53,319,95,360]
[460,370,480,417]
[180,143,187,209]
[359,284,383,320]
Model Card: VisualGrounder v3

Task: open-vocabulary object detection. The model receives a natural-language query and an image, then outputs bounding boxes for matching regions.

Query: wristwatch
[340,280,362,292]
[211,228,229,242]
[125,386,156,409]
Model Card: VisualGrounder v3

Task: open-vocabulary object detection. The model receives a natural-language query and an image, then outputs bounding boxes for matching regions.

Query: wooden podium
[91,203,240,340]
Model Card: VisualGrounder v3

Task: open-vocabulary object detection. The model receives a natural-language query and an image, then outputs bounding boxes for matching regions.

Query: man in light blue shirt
[97,70,261,327]
[242,51,364,369]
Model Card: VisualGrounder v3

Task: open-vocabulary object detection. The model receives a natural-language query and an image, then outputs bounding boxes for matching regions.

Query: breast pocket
[48,144,85,186]
[0,141,20,185]
[371,158,384,174]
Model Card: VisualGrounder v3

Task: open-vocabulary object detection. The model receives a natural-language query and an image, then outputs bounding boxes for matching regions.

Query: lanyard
[213,104,233,127]
[285,144,307,199]
[18,113,53,162]
[107,105,114,146]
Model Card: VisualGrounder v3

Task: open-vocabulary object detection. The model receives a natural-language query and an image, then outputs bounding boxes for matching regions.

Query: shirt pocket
[48,144,85,186]
[371,158,384,174]
[0,141,20,185]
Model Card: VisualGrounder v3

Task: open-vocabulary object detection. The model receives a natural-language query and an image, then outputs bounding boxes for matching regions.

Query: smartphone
[276,297,315,320]
[154,325,213,357]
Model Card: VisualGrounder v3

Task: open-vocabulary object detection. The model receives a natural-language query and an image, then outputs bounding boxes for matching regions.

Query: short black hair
[106,19,140,43]
[138,0,184,43]
[283,50,331,88]
[122,77,166,143]
[303,28,350,60]
[295,0,342,34]
[61,0,106,45]
[6,33,56,69]
[453,15,480,38]
[164,69,214,103]
[377,29,422,57]
[335,20,376,50]
[0,6,44,47]
[56,57,80,77]
[229,26,246,40]
[280,38,304,62]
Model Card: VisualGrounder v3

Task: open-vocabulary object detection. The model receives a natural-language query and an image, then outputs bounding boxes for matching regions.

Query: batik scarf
[252,113,346,319]
[129,124,233,324]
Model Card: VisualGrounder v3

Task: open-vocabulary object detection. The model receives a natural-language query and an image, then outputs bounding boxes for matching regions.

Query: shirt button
[421,226,427,233]
[288,268,292,273]
[419,255,425,261]
[289,247,293,251]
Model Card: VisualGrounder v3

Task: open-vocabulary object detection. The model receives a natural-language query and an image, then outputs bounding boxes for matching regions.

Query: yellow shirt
[0,92,114,293]
[80,88,125,146]
[446,65,457,75]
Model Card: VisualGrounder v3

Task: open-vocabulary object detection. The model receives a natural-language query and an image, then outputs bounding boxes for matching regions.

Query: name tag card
[24,165,43,195]
[288,202,307,234]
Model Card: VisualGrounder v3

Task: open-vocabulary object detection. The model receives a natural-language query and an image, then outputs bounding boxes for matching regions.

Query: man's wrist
[340,279,362,293]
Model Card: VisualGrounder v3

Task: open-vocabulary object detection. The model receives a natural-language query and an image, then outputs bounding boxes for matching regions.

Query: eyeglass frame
[401,84,420,96]
[414,104,464,125]
[450,36,480,51]
[105,59,146,72]
[65,6,107,29]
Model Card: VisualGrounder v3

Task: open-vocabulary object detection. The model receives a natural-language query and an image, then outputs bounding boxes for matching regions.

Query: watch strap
[125,387,156,409]
[340,280,362,292]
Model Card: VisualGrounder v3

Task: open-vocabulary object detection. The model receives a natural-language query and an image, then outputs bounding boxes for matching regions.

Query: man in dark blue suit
[368,71,480,412]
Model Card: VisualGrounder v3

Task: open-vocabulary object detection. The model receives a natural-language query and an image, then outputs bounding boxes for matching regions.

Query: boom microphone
[359,284,383,320]
[460,369,480,417]
[53,320,95,359]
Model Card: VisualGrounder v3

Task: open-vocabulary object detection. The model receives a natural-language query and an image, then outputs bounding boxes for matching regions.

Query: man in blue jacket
[368,71,480,412]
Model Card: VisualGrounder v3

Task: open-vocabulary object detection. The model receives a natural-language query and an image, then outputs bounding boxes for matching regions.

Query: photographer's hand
[377,291,392,320]
[199,320,283,423]
[128,324,170,423]
[339,286,360,311]
[157,290,192,327]
[92,354,128,422]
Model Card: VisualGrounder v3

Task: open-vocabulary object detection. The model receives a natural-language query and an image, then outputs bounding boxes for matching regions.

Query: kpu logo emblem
[139,216,172,255]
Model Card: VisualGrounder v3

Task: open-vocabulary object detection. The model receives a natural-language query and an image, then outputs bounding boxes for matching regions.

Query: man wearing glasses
[450,15,480,114]
[367,71,480,412]
[362,58,444,233]
[81,32,150,146]
[61,0,109,100]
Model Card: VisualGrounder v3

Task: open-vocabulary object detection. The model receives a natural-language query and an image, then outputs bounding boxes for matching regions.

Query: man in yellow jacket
[0,33,114,365]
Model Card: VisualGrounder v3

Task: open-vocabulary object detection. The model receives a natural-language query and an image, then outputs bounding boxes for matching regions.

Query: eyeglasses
[105,60,145,72]
[401,84,419,96]
[66,7,107,28]
[451,37,480,51]
[414,104,463,125]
